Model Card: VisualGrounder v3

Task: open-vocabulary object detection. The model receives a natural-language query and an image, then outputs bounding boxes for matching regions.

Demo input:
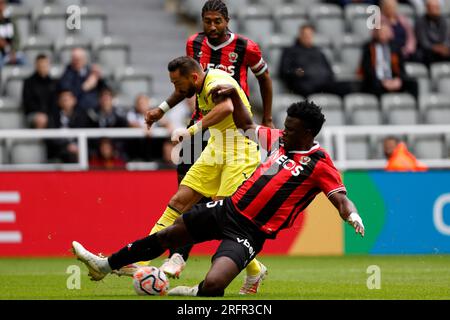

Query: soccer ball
[132,266,169,296]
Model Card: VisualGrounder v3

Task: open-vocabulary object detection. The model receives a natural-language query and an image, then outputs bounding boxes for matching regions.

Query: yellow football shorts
[180,139,260,198]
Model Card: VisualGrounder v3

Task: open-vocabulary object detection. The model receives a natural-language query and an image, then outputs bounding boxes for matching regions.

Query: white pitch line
[0,211,15,223]
[0,192,20,203]
[0,231,22,243]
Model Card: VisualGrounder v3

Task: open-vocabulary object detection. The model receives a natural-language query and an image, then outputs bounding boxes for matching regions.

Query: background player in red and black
[144,0,273,264]
[74,93,365,297]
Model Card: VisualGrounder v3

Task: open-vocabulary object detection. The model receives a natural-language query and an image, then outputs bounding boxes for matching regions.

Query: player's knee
[199,276,226,297]
[168,193,187,212]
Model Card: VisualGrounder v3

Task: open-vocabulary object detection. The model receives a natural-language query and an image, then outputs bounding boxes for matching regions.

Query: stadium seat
[381,93,418,124]
[181,0,203,21]
[262,34,292,77]
[94,36,131,69]
[411,134,446,159]
[313,33,335,64]
[272,93,304,127]
[291,0,320,8]
[307,93,345,126]
[22,35,55,65]
[223,0,249,15]
[345,3,373,41]
[430,62,450,91]
[274,5,308,38]
[0,110,24,129]
[309,4,345,40]
[35,5,68,41]
[405,62,430,98]
[49,64,65,79]
[332,63,358,82]
[20,0,46,7]
[344,93,382,125]
[346,136,371,160]
[11,140,47,164]
[115,65,153,100]
[271,78,288,95]
[113,93,135,112]
[52,0,84,6]
[6,5,32,46]
[71,6,108,41]
[239,6,274,43]
[336,34,364,75]
[420,94,450,124]
[55,36,92,65]
[1,66,33,100]
[253,0,285,8]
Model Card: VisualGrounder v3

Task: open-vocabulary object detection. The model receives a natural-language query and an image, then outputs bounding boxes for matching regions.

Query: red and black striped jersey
[186,31,268,121]
[230,126,346,238]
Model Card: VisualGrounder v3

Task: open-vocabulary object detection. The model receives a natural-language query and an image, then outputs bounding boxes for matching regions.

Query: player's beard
[185,86,196,98]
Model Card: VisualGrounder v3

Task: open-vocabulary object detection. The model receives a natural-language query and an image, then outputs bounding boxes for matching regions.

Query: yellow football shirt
[197,69,256,155]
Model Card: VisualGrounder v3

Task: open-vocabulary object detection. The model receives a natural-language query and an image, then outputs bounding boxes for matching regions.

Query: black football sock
[108,234,165,270]
[196,280,225,297]
[169,244,193,261]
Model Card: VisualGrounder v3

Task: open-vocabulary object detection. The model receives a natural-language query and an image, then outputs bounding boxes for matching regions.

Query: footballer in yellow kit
[180,68,260,198]
[116,57,267,294]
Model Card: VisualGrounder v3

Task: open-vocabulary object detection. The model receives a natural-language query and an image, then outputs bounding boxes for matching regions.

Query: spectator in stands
[89,137,126,170]
[46,90,89,163]
[0,0,25,66]
[384,136,428,171]
[279,24,350,97]
[86,87,128,128]
[22,54,57,129]
[59,47,107,111]
[86,87,128,160]
[415,0,450,66]
[381,0,417,60]
[126,94,174,164]
[359,21,418,98]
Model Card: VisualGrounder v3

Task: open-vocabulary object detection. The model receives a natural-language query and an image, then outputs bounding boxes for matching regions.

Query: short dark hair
[201,0,229,20]
[287,100,325,137]
[300,24,315,32]
[384,136,400,143]
[35,53,48,61]
[168,56,202,76]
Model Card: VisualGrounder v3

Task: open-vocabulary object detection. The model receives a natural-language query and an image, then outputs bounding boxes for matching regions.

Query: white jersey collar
[206,32,235,51]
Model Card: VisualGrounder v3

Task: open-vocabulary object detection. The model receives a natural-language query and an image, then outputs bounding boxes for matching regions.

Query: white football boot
[168,285,199,296]
[71,241,110,281]
[239,262,268,295]
[160,253,186,279]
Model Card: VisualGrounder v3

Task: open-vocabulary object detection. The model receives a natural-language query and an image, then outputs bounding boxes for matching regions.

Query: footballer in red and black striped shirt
[94,90,365,297]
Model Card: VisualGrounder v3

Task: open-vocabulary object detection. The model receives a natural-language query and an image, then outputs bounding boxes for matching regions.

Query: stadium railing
[0,125,449,171]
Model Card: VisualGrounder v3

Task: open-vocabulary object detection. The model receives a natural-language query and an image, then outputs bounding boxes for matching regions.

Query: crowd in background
[280,0,449,99]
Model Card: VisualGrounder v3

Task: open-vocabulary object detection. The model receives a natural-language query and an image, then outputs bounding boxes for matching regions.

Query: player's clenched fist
[145,108,164,129]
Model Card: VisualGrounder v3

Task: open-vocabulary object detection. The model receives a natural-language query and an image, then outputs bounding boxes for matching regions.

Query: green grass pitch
[1,255,449,300]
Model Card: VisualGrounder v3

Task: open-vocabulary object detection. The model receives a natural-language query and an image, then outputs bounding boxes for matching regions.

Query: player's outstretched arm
[145,91,185,129]
[171,95,234,143]
[329,192,365,237]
